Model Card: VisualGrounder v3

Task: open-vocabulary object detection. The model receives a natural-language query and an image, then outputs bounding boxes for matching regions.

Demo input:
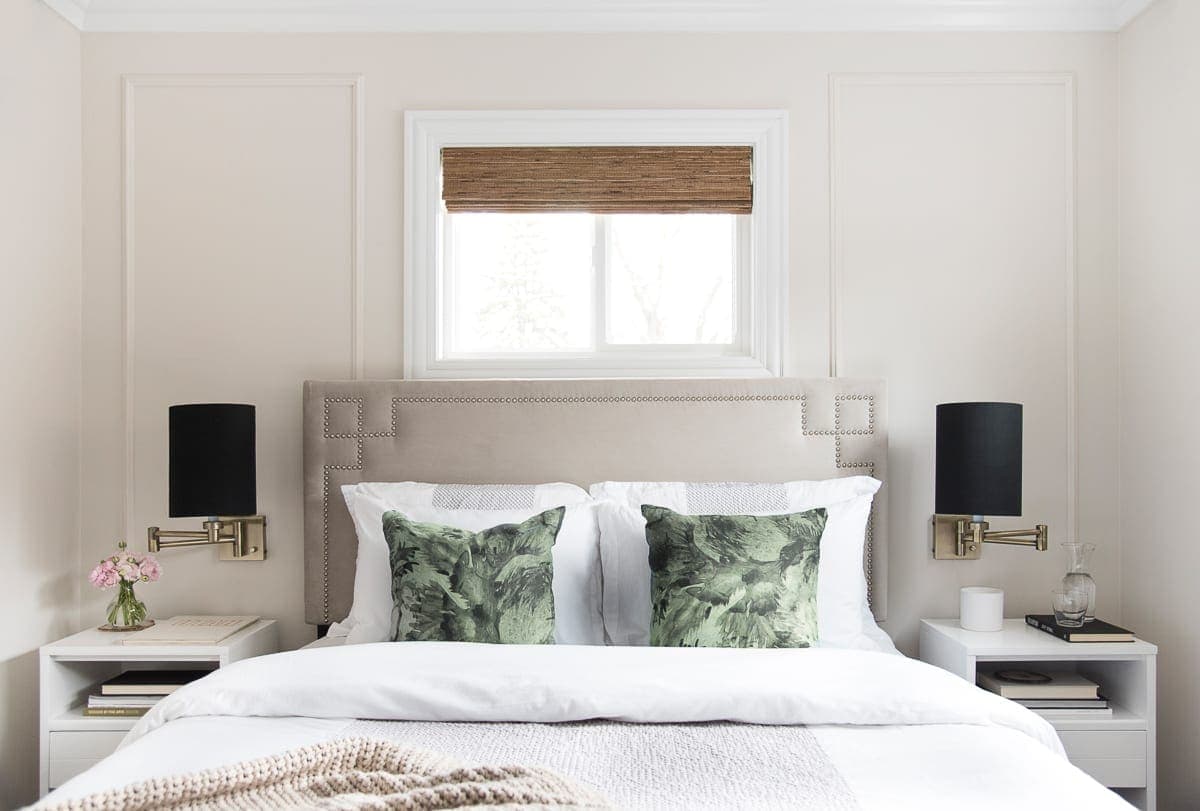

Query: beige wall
[1119,1,1200,806]
[0,1,82,806]
[78,31,1120,657]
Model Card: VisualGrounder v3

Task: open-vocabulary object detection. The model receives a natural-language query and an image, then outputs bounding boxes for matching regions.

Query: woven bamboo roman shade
[441,146,753,214]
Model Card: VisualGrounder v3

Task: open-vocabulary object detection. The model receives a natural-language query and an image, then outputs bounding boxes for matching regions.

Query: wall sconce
[147,403,266,561]
[932,402,1048,560]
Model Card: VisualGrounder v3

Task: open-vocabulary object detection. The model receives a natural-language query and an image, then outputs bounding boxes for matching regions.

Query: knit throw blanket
[41,737,610,811]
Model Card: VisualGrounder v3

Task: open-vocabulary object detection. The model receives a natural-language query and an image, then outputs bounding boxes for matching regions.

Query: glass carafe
[1061,542,1097,622]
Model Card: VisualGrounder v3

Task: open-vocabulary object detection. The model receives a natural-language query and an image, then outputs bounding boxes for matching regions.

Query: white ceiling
[44,0,1157,34]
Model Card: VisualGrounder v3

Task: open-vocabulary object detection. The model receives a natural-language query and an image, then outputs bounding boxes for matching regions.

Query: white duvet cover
[44,643,1130,810]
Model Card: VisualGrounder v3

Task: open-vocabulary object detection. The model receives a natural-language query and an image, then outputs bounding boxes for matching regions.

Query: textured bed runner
[343,720,860,811]
[40,736,607,810]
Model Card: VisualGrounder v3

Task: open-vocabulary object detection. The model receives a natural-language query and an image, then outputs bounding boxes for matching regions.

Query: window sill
[413,355,777,379]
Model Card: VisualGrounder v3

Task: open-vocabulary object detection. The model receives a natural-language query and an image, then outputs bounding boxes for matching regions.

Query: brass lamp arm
[956,519,1048,557]
[977,527,1049,545]
[981,534,1047,547]
[147,516,266,560]
[149,531,238,548]
[932,515,1049,559]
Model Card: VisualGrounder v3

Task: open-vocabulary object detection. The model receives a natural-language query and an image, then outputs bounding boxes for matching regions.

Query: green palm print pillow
[642,504,827,648]
[383,507,565,644]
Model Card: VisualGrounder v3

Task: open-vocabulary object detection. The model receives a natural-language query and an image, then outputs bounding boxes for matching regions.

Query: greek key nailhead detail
[321,396,398,621]
[799,392,877,610]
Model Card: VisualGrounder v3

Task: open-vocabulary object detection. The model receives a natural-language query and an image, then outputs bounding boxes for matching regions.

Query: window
[446,212,744,353]
[405,111,787,378]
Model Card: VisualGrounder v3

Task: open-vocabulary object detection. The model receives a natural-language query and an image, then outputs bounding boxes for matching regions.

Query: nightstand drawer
[48,758,105,789]
[1059,730,1146,787]
[49,730,126,760]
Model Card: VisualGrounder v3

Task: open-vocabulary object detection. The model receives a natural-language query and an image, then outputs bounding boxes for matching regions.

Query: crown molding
[43,0,1155,34]
[1112,0,1156,26]
[41,0,90,29]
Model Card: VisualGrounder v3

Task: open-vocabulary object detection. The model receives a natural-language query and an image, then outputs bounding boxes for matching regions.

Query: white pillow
[589,477,882,650]
[332,482,603,646]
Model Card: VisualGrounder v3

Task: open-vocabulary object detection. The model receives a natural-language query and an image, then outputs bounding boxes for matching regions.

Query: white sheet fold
[127,643,1062,756]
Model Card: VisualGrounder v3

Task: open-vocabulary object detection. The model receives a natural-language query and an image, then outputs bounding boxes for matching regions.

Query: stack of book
[977,668,1112,719]
[83,669,210,717]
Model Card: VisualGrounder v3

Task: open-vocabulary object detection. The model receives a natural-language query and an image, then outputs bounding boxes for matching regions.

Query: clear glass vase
[1061,542,1097,623]
[105,580,148,630]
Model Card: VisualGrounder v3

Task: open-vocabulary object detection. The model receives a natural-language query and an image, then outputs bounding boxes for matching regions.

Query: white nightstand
[920,618,1157,810]
[39,619,278,796]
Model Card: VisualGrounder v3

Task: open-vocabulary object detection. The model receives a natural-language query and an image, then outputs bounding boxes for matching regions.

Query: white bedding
[43,643,1130,810]
[310,627,900,654]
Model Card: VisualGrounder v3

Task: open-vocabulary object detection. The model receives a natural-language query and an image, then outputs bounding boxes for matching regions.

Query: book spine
[82,707,148,717]
[101,688,176,696]
[1026,615,1071,641]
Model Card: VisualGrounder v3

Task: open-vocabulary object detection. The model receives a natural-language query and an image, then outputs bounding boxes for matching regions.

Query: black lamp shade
[169,404,257,517]
[935,402,1022,517]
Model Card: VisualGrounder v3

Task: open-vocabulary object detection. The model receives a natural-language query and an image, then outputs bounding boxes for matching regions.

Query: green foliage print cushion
[383,507,565,645]
[642,504,827,648]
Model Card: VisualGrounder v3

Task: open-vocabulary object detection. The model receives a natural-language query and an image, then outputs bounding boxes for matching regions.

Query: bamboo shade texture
[441,146,753,214]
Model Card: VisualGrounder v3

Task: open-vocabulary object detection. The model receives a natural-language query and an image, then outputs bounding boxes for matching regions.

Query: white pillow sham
[332,482,604,646]
[589,477,882,650]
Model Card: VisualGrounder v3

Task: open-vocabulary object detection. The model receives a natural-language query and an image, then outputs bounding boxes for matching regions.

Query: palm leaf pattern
[383,507,564,644]
[642,505,826,648]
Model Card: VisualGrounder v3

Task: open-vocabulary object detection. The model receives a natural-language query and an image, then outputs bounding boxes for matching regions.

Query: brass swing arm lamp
[146,403,267,561]
[931,402,1049,561]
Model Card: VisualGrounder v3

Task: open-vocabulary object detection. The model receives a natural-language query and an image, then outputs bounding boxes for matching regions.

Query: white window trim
[404,109,788,379]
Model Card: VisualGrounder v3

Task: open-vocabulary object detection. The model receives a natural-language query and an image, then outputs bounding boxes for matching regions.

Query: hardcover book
[977,669,1099,699]
[1015,697,1109,709]
[119,615,259,646]
[87,694,160,709]
[81,706,149,717]
[1032,706,1114,719]
[1025,614,1134,643]
[100,669,211,695]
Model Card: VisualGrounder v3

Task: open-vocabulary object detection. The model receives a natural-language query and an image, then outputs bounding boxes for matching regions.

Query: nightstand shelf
[39,619,279,796]
[920,618,1156,810]
[1042,702,1145,732]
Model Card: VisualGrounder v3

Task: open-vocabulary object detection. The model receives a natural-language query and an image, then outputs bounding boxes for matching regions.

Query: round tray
[98,619,156,632]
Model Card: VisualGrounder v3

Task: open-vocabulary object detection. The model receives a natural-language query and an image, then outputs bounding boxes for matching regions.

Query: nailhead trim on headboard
[306,380,887,626]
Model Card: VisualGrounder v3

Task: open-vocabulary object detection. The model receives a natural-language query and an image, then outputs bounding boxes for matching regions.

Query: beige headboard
[303,377,888,627]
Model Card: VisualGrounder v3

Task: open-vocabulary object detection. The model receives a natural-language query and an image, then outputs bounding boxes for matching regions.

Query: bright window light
[448,213,594,354]
[606,214,737,346]
[444,212,742,356]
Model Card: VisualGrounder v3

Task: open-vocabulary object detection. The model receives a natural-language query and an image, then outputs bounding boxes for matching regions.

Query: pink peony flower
[116,559,141,583]
[88,560,119,589]
[138,555,162,582]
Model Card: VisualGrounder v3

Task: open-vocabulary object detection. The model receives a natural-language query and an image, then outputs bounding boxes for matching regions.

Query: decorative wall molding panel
[828,71,1079,541]
[121,73,365,538]
[44,0,1156,33]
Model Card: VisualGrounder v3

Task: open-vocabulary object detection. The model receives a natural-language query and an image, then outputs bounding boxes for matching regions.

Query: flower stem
[107,580,147,628]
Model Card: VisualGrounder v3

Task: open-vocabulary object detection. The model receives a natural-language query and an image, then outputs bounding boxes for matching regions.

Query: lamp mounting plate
[218,515,267,561]
[932,514,982,560]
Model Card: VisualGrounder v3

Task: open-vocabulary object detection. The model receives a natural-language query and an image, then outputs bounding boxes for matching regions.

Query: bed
[38,378,1130,809]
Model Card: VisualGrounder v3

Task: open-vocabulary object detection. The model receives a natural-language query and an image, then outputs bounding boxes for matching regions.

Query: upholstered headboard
[303,377,888,627]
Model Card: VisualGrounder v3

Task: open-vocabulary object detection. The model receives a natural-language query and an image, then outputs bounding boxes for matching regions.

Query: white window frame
[404,109,788,379]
